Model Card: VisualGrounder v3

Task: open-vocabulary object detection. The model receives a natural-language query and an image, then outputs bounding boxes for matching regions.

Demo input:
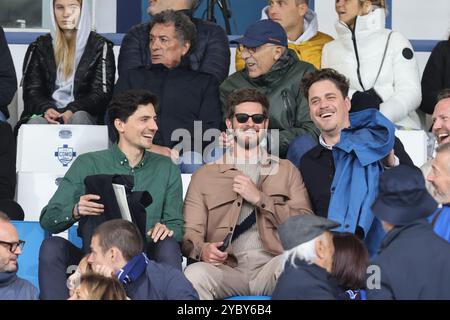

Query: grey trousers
[27,111,96,125]
[184,249,285,300]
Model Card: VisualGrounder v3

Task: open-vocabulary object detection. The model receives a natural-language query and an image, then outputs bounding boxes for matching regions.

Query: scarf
[116,253,149,285]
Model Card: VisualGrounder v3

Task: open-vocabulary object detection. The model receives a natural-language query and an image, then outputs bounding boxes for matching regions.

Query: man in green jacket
[38,89,184,300]
[220,19,318,158]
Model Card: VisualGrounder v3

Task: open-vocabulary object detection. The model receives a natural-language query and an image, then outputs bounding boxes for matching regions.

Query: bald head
[0,213,21,273]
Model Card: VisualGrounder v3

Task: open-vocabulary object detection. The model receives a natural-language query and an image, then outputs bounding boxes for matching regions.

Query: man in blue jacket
[0,212,38,300]
[87,219,198,300]
[367,165,450,300]
[118,0,230,83]
[296,69,412,256]
[0,27,17,122]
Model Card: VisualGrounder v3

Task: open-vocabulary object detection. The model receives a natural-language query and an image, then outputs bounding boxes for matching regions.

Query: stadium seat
[16,124,109,221]
[68,224,82,249]
[12,221,50,290]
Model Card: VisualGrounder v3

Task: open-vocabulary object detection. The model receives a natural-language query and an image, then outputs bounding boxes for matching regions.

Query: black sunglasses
[0,240,25,253]
[234,113,266,124]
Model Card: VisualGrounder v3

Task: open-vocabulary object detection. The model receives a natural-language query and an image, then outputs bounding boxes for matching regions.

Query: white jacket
[322,9,422,129]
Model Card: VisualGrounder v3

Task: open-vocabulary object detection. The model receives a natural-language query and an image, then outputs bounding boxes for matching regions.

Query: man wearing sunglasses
[182,88,313,299]
[0,212,38,299]
[220,19,318,159]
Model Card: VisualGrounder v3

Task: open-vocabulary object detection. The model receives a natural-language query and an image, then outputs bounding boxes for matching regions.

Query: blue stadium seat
[12,221,50,290]
[67,224,82,249]
[225,296,271,300]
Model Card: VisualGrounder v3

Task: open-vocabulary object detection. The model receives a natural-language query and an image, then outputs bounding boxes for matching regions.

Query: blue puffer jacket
[118,10,230,83]
[328,109,395,255]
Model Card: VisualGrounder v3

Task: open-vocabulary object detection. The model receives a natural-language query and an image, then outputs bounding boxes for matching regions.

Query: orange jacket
[235,31,333,71]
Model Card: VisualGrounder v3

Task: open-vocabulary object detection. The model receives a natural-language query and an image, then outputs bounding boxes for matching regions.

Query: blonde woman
[21,0,115,125]
[68,273,128,300]
[322,0,422,129]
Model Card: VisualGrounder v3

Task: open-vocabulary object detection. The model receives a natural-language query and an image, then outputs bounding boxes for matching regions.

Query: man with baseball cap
[272,214,340,300]
[367,165,450,300]
[220,19,318,159]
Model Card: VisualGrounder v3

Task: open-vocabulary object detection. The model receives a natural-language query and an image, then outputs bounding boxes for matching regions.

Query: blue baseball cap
[231,19,288,48]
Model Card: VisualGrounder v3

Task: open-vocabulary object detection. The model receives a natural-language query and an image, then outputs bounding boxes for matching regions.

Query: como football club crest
[54,144,76,167]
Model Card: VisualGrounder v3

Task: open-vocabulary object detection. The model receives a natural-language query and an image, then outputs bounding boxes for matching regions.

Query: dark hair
[79,273,128,300]
[331,232,369,290]
[108,89,158,143]
[150,10,197,54]
[225,88,270,119]
[301,68,350,100]
[92,220,144,262]
[437,88,450,103]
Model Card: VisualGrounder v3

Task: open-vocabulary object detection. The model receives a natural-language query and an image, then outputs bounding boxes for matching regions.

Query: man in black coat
[115,10,222,172]
[272,215,341,300]
[0,27,17,121]
[367,165,450,300]
[118,0,230,83]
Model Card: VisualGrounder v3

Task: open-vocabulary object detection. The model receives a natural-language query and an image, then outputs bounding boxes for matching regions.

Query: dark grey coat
[366,219,450,300]
[272,258,340,300]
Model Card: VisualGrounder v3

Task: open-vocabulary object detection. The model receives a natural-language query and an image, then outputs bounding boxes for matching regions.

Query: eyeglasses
[238,44,275,55]
[234,113,267,124]
[0,240,25,253]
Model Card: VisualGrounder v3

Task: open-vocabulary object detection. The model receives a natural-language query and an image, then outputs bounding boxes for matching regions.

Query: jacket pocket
[205,191,237,211]
[266,190,290,204]
[205,191,237,229]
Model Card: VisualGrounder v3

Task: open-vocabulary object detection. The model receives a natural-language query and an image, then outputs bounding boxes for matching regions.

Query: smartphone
[218,233,232,252]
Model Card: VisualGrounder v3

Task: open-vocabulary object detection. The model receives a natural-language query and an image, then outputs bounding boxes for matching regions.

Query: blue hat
[231,20,288,48]
[371,165,438,226]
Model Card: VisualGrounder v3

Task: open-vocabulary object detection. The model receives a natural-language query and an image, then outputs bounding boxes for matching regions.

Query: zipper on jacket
[21,45,36,87]
[349,19,366,91]
[101,42,108,93]
[282,90,294,128]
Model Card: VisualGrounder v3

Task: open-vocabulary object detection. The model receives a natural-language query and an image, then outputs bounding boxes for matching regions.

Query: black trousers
[38,236,182,300]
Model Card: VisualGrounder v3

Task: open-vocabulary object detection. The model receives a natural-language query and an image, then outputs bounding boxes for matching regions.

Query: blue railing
[5,31,442,53]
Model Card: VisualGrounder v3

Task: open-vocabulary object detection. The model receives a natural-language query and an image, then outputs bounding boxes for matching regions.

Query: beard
[234,128,267,150]
[433,189,450,204]
[0,261,18,273]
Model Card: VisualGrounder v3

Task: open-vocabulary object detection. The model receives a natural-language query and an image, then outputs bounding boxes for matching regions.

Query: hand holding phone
[218,233,232,252]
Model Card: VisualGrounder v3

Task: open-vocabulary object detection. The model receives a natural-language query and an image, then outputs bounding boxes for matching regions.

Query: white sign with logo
[17,125,109,173]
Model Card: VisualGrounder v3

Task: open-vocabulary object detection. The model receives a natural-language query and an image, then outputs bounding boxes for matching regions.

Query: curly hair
[150,10,197,54]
